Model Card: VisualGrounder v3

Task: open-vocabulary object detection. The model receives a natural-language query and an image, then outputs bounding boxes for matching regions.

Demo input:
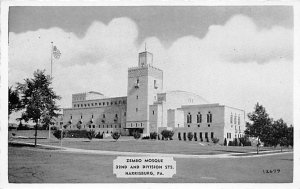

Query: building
[60,50,245,143]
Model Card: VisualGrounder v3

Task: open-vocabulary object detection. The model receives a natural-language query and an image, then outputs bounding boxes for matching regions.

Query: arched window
[187,113,192,123]
[207,111,212,123]
[234,114,237,124]
[197,112,202,123]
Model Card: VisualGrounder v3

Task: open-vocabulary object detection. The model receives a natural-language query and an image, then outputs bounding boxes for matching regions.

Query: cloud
[8,14,293,125]
[203,15,293,64]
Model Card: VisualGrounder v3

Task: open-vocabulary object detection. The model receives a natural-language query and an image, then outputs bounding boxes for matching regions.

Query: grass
[8,146,293,183]
[9,130,292,155]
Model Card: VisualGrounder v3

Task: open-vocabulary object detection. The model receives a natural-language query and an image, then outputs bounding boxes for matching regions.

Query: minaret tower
[126,46,163,136]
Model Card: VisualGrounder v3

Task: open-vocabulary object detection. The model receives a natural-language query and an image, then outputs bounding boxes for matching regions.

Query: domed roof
[165,90,209,104]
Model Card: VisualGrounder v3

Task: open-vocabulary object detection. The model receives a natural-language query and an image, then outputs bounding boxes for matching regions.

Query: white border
[1,0,299,189]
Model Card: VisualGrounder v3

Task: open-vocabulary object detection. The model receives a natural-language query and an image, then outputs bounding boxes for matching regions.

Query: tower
[126,50,163,136]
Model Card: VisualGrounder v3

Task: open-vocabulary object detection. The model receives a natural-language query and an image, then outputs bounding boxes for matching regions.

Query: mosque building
[59,50,246,143]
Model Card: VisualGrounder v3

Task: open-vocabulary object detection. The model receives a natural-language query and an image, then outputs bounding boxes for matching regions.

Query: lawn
[8,130,292,155]
[8,146,293,183]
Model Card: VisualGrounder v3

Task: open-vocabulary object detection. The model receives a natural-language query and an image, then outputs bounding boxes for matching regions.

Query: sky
[8,6,294,124]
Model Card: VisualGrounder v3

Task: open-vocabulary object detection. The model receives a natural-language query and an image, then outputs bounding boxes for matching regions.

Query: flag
[52,46,61,59]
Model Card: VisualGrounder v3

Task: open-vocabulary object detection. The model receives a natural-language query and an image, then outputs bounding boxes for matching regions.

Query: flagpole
[49,42,53,140]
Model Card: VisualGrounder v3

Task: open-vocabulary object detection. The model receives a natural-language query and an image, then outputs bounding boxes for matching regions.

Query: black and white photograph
[1,0,299,187]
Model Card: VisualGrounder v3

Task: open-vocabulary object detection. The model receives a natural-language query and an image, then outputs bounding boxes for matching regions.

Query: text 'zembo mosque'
[61,50,246,142]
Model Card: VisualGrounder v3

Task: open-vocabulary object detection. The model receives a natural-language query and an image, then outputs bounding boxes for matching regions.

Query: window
[207,111,212,123]
[115,101,117,105]
[227,133,232,139]
[107,102,109,105]
[208,124,210,127]
[188,125,190,127]
[199,132,203,139]
[81,104,83,107]
[103,114,105,118]
[198,124,200,127]
[230,113,233,123]
[136,108,138,112]
[88,104,90,106]
[238,116,240,125]
[197,112,202,123]
[234,114,237,124]
[137,78,139,84]
[103,102,105,105]
[91,103,93,106]
[124,112,126,116]
[136,95,139,99]
[205,132,208,139]
[111,102,113,105]
[211,132,214,138]
[153,110,155,115]
[178,132,181,139]
[187,113,192,123]
[84,104,86,107]
[154,80,158,89]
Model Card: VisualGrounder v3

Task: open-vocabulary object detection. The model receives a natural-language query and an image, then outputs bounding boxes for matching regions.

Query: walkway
[9,141,293,159]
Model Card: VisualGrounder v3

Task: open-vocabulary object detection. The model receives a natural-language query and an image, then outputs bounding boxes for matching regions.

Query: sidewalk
[9,141,293,159]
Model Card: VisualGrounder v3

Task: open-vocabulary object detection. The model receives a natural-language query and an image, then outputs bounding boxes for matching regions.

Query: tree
[17,70,61,146]
[244,103,272,154]
[224,138,227,146]
[53,129,66,140]
[187,132,193,141]
[112,132,121,141]
[161,130,174,140]
[133,131,141,139]
[150,132,158,140]
[212,138,219,144]
[8,86,23,118]
[87,130,96,140]
[279,137,288,152]
[268,119,288,147]
[287,125,293,147]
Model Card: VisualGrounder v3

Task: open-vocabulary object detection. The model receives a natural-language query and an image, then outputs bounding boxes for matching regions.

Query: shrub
[228,141,233,146]
[212,137,219,144]
[150,132,158,140]
[206,138,209,142]
[200,137,203,142]
[87,130,96,140]
[53,130,66,140]
[142,136,150,140]
[158,134,160,140]
[112,132,121,141]
[95,132,103,139]
[183,134,186,141]
[224,138,227,146]
[244,141,252,146]
[178,133,181,141]
[234,138,238,146]
[194,134,197,141]
[76,123,81,130]
[161,130,174,140]
[187,132,193,141]
[133,131,141,139]
[66,130,88,138]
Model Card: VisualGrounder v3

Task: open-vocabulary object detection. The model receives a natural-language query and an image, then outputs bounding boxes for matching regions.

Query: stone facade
[59,50,245,143]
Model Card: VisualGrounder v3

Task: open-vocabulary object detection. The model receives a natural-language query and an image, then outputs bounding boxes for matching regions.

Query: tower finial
[145,42,147,52]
